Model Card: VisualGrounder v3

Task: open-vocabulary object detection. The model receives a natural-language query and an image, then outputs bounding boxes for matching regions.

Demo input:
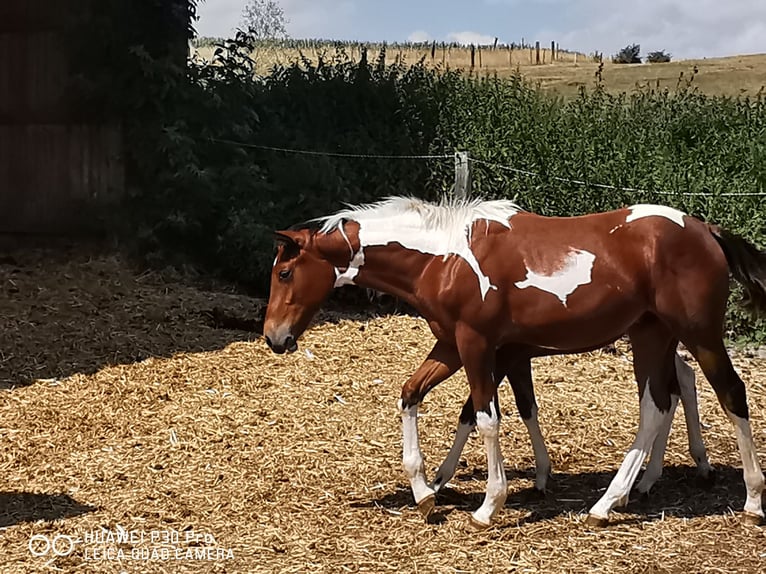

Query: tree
[612,43,641,64]
[647,50,672,63]
[240,0,288,39]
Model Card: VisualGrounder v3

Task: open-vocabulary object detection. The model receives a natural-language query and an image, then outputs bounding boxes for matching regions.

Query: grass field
[1,249,765,573]
[194,42,766,97]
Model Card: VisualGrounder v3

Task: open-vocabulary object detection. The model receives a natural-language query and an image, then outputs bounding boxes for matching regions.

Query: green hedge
[102,34,766,340]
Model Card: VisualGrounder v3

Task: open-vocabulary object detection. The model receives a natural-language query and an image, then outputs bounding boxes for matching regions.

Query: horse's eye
[278,268,292,280]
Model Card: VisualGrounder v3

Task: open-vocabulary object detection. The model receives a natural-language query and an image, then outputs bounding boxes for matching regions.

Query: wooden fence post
[454,151,471,199]
[551,40,555,61]
[535,41,540,65]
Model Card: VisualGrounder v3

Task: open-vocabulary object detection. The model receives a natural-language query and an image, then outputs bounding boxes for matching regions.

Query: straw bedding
[0,248,764,573]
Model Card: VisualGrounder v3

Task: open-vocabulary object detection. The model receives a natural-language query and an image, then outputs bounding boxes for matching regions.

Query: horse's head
[264,228,337,354]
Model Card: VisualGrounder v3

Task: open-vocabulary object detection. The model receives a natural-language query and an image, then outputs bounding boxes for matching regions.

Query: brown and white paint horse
[264,197,766,528]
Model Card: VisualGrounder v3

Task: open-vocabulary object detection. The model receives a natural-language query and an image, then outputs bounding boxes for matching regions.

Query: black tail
[709,226,766,316]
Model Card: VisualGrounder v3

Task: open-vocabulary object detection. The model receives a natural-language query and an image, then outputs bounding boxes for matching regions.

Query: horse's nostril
[265,336,274,349]
[285,335,298,352]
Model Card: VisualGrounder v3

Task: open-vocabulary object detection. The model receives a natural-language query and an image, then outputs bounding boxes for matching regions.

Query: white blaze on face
[514,249,596,306]
[626,204,686,228]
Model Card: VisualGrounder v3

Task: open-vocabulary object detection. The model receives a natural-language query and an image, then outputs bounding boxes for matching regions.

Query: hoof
[742,512,763,526]
[430,477,445,494]
[417,494,436,520]
[585,514,609,528]
[468,515,491,531]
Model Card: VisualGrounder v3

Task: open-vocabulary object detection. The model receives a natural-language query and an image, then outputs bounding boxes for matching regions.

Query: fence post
[454,151,471,199]
[535,41,540,65]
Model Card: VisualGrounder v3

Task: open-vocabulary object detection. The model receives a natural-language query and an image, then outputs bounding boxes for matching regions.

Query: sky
[196,0,765,60]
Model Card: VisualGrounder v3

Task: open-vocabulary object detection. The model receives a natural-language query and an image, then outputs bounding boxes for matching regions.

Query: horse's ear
[274,229,308,249]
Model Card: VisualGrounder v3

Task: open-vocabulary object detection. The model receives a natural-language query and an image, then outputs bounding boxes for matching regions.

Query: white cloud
[408,30,433,43]
[446,31,497,46]
[552,0,766,59]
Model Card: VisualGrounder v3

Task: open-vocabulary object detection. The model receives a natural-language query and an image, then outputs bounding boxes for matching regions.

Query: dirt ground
[0,248,765,573]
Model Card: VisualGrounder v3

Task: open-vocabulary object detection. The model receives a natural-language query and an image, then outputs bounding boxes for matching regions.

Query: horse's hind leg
[675,352,713,479]
[636,350,713,493]
[587,318,678,525]
[683,338,764,522]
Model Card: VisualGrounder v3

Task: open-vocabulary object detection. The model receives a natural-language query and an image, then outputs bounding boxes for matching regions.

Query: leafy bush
[612,44,642,64]
[647,50,672,63]
[72,15,766,340]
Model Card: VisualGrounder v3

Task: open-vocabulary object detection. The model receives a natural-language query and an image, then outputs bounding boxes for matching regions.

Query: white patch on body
[626,204,686,228]
[334,250,365,287]
[317,197,521,300]
[514,249,596,306]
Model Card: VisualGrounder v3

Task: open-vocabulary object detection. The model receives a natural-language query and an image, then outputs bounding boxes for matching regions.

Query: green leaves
[102,28,766,339]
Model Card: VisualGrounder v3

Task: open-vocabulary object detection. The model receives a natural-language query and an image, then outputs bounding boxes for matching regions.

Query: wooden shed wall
[0,0,124,234]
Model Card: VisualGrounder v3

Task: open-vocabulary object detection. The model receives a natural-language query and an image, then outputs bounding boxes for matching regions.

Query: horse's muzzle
[265,333,298,354]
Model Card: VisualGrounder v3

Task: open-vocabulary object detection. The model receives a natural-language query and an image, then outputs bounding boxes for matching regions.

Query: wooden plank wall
[0,0,124,234]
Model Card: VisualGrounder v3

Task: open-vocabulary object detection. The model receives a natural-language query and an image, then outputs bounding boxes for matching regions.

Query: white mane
[317,196,522,242]
[315,196,523,300]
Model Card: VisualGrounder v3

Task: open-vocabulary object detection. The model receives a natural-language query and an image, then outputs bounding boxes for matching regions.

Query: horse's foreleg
[457,327,506,528]
[506,358,551,493]
[399,341,462,519]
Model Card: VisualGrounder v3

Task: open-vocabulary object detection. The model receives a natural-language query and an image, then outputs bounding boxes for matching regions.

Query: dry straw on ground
[0,248,764,573]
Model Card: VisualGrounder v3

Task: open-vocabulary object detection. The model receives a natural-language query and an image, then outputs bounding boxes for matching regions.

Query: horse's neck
[314,230,428,305]
[350,246,429,304]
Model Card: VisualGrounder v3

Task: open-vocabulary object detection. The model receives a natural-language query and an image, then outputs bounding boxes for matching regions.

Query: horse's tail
[708,225,766,316]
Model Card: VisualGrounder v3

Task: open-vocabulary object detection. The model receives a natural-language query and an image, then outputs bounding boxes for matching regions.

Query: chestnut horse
[264,197,766,528]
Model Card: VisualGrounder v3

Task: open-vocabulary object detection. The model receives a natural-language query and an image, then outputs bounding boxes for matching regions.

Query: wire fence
[210,137,766,198]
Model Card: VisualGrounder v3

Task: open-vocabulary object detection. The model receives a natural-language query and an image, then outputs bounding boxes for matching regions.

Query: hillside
[194,40,766,97]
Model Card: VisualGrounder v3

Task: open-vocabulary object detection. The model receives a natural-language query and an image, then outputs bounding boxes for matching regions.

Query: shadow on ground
[0,492,96,527]
[354,464,743,526]
[0,245,393,389]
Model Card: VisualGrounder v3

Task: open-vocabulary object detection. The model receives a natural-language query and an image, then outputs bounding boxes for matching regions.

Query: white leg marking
[726,411,765,518]
[399,400,435,505]
[471,403,507,526]
[637,393,678,494]
[674,353,713,476]
[589,387,667,519]
[522,404,551,491]
[432,421,474,492]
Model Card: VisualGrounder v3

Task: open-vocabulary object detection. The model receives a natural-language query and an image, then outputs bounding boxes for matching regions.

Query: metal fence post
[454,151,471,199]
